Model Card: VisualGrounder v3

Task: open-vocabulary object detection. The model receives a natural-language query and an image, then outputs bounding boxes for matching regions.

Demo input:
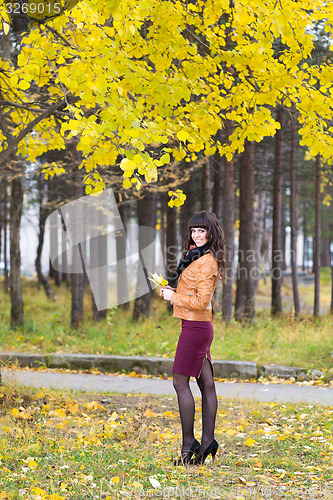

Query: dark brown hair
[182,211,226,281]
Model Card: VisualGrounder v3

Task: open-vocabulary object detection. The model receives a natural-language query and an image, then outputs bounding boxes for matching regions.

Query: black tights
[173,358,218,455]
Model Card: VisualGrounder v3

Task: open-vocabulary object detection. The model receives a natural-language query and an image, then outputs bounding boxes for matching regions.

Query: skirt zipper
[198,353,208,379]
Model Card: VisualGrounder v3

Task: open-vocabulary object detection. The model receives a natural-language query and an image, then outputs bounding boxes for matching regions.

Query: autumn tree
[2,0,333,196]
[2,0,333,324]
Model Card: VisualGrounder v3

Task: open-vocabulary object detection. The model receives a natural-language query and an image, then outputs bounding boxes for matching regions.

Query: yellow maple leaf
[177,130,190,142]
[148,273,168,287]
[11,408,20,417]
[49,494,66,500]
[246,438,255,447]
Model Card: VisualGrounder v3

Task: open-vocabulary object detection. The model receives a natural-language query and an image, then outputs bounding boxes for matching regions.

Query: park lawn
[0,381,333,500]
[0,276,333,373]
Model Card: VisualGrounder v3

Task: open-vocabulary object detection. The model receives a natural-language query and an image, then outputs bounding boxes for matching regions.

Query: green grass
[0,274,333,372]
[0,382,333,499]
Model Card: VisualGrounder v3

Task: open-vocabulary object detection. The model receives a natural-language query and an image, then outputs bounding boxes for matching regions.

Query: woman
[160,211,226,466]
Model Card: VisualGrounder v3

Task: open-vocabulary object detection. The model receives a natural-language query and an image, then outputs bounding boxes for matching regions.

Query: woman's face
[191,227,208,247]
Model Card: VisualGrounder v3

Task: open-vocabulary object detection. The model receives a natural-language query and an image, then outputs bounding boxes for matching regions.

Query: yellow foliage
[1,0,333,202]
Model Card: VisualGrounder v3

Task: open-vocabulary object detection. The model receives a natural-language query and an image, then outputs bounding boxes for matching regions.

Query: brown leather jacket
[170,253,219,321]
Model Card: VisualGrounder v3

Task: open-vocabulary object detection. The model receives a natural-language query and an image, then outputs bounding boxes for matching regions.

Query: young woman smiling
[160,211,226,465]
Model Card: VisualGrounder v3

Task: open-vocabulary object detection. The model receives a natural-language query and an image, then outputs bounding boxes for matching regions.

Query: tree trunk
[222,120,235,321]
[289,118,300,317]
[0,191,2,279]
[132,190,156,320]
[91,203,108,320]
[314,154,321,317]
[70,147,85,328]
[253,191,266,289]
[48,177,61,285]
[2,176,9,292]
[116,201,130,309]
[179,172,196,243]
[302,205,307,272]
[281,201,287,271]
[165,200,178,311]
[320,235,330,267]
[71,246,84,328]
[212,129,223,222]
[331,250,333,314]
[35,177,55,300]
[159,196,167,261]
[202,160,212,211]
[61,221,69,286]
[235,140,255,321]
[210,129,223,313]
[166,202,178,281]
[271,106,284,315]
[10,176,24,328]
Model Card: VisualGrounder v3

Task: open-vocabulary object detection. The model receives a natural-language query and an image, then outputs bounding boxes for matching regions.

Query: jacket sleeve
[170,260,217,311]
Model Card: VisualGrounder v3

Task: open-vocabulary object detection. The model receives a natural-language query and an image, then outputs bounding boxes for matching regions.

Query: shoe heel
[194,439,218,465]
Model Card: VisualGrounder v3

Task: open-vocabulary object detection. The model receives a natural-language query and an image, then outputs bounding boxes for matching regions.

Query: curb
[0,352,324,381]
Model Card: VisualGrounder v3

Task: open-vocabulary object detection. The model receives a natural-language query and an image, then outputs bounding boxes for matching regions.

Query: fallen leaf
[149,476,161,489]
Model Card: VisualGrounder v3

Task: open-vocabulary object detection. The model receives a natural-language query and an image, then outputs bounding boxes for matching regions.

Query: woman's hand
[160,287,174,301]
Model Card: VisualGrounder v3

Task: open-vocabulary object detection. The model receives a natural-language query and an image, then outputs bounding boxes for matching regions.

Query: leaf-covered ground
[0,383,333,499]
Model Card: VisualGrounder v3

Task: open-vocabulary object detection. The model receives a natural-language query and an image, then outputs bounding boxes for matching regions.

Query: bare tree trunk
[0,191,2,280]
[271,106,284,315]
[166,202,178,281]
[253,191,266,289]
[2,176,9,292]
[290,118,300,317]
[235,140,255,321]
[71,246,84,328]
[320,234,330,267]
[61,223,69,286]
[35,177,55,300]
[48,177,61,285]
[331,249,333,314]
[160,196,167,261]
[210,129,223,313]
[314,154,321,317]
[281,202,287,271]
[202,160,212,211]
[133,189,156,320]
[179,172,196,243]
[165,200,178,312]
[212,129,223,222]
[302,205,307,272]
[222,120,235,321]
[91,203,108,320]
[10,175,24,328]
[70,147,85,328]
[116,201,129,309]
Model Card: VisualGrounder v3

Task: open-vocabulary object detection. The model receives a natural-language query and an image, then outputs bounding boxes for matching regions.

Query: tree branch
[44,24,77,50]
[0,94,80,166]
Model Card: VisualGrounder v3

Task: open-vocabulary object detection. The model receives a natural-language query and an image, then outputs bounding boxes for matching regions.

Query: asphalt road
[3,369,333,406]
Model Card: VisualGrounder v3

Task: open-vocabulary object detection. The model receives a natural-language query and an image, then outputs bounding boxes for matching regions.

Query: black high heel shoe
[174,439,200,466]
[193,439,218,465]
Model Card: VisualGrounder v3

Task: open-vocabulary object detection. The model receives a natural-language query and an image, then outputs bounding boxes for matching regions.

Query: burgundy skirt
[172,319,214,378]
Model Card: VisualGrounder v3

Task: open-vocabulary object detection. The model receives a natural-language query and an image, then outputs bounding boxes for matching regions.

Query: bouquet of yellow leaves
[148,273,168,287]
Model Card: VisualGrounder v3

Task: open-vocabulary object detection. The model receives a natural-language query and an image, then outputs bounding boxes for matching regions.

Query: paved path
[3,369,333,406]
